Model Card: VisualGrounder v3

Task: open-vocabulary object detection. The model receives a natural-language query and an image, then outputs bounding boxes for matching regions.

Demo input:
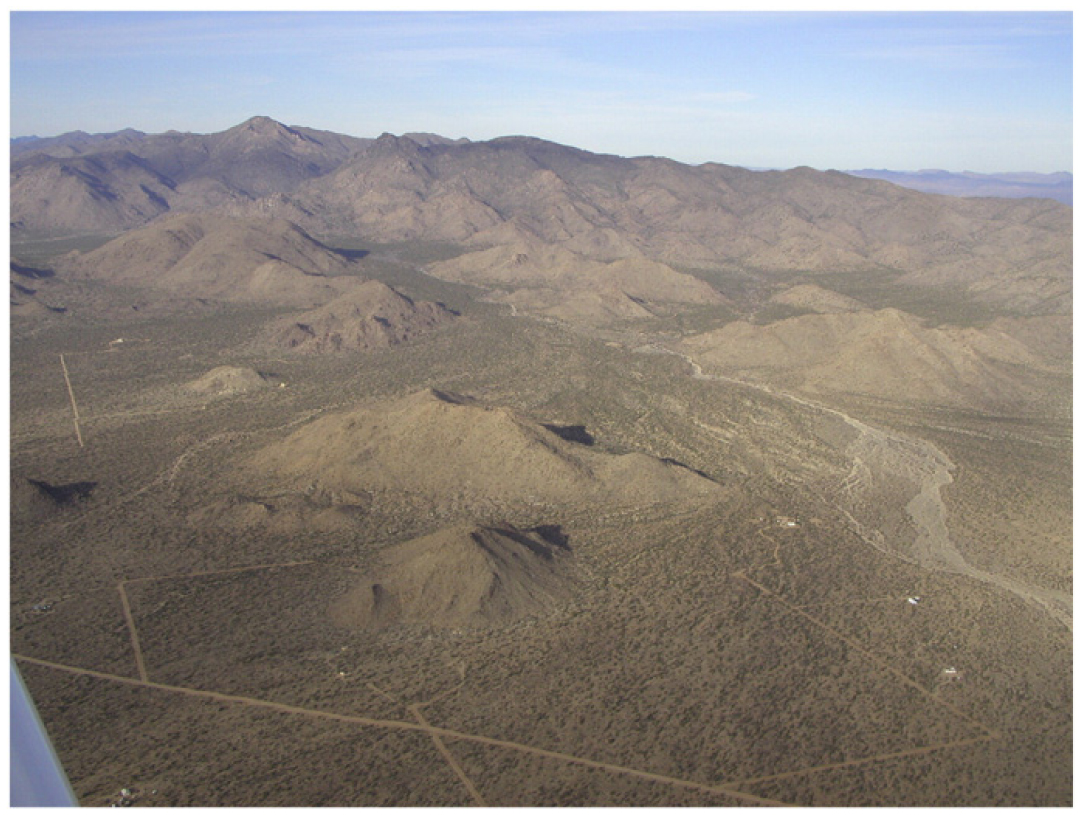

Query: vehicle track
[734,571,997,739]
[13,654,788,807]
[660,348,1071,632]
[18,516,1011,806]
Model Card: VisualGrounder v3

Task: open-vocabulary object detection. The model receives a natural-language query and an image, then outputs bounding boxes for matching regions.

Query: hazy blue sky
[9,11,1073,172]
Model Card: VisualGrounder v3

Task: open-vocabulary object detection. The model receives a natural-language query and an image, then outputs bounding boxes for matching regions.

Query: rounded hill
[265,280,457,353]
[245,389,723,509]
[60,212,363,307]
[329,522,575,630]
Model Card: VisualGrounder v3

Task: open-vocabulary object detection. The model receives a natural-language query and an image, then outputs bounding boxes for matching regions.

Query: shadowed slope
[59,213,362,307]
[246,389,722,509]
[329,522,575,629]
[267,280,457,353]
[10,259,65,318]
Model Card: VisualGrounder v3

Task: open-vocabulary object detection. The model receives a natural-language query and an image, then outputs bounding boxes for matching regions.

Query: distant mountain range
[13,121,1070,207]
[845,168,1072,205]
[11,116,1071,321]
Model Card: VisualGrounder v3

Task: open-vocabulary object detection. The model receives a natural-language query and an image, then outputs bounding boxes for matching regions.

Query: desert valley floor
[10,234,1072,807]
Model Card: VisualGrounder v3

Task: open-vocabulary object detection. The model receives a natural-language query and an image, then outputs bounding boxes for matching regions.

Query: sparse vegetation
[10,119,1071,806]
[10,246,1071,804]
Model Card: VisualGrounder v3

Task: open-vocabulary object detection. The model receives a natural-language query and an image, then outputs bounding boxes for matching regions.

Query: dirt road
[13,654,787,807]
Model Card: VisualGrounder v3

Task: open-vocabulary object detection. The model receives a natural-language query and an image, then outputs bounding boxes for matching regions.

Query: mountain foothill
[11,115,1070,414]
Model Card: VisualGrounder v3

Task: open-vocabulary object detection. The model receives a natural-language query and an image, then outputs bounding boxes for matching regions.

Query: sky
[7,10,1074,173]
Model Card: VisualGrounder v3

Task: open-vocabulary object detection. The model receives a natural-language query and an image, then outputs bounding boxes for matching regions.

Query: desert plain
[9,120,1072,806]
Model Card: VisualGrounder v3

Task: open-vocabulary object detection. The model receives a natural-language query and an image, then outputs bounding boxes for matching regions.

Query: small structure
[775,516,799,528]
[907,596,921,606]
[942,667,961,682]
[110,787,139,807]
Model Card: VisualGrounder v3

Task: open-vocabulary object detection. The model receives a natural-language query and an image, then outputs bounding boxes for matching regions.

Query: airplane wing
[10,659,78,806]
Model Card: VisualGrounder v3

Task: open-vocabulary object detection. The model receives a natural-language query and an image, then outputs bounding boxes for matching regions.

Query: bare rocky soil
[10,247,1072,807]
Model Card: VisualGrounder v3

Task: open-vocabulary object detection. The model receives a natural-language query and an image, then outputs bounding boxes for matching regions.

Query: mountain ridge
[11,117,1072,318]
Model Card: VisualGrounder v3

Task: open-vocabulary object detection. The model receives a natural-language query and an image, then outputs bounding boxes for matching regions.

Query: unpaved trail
[13,654,788,807]
[657,348,1071,632]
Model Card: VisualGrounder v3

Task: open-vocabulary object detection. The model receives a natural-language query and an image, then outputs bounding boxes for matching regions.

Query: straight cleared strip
[13,654,789,807]
[410,704,488,806]
[59,354,83,448]
[116,583,148,683]
[735,571,999,740]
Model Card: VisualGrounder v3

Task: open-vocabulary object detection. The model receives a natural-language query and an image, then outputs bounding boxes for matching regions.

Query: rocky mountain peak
[223,115,316,147]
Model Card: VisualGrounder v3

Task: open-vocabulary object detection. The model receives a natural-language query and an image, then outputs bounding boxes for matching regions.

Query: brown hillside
[13,122,1070,317]
[487,285,656,324]
[988,315,1073,363]
[329,522,575,630]
[11,116,370,234]
[59,213,362,307]
[683,308,1066,410]
[290,133,1070,315]
[266,280,456,353]
[429,238,725,318]
[245,389,722,509]
[768,283,866,314]
[10,150,173,234]
[185,366,270,396]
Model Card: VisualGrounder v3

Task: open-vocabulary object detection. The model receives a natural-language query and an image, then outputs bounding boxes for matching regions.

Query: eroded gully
[654,347,1071,632]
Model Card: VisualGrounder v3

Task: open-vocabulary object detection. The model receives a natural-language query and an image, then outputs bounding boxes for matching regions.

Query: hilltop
[682,307,1070,411]
[265,280,457,353]
[244,388,723,510]
[329,522,575,630]
[57,212,363,307]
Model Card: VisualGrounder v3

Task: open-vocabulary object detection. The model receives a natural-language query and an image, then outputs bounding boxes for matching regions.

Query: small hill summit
[244,388,722,510]
[266,279,457,353]
[768,283,866,314]
[682,307,1062,410]
[184,366,271,397]
[329,522,575,630]
[59,212,363,307]
[429,237,727,324]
